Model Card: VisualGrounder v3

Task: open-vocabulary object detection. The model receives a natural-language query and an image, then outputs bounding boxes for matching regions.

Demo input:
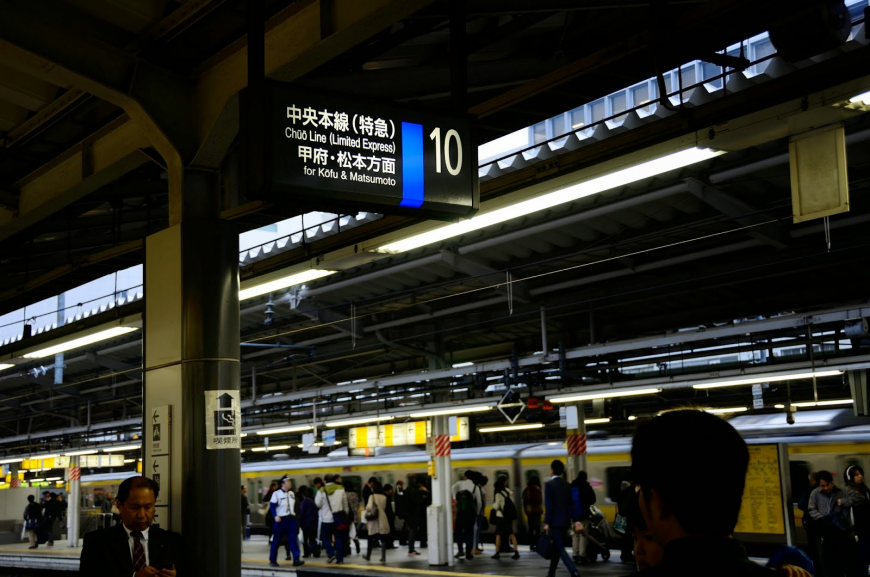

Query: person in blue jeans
[269,475,304,568]
[315,473,350,564]
[543,460,582,577]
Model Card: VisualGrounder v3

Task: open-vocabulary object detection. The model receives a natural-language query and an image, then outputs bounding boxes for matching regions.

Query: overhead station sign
[243,83,478,220]
[349,418,470,450]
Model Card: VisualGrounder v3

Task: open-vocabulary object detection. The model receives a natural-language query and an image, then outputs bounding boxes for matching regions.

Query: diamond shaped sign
[497,387,526,424]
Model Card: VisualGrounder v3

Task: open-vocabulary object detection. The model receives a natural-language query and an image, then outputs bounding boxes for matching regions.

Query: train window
[789,461,812,505]
[605,466,632,502]
[341,476,363,497]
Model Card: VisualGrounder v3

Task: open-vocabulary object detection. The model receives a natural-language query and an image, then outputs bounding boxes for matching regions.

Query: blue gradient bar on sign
[400,122,424,208]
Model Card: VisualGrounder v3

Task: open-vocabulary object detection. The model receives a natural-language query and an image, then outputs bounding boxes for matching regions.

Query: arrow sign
[153,410,159,423]
[152,460,159,471]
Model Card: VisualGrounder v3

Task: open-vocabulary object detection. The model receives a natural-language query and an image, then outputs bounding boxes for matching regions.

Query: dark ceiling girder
[439,249,531,303]
[685,177,789,249]
[0,1,197,161]
[85,352,142,382]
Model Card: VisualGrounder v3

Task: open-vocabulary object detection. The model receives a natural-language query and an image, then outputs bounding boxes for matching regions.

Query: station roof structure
[0,0,869,467]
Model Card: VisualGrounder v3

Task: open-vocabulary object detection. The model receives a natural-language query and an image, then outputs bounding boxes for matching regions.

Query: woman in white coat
[363,480,390,562]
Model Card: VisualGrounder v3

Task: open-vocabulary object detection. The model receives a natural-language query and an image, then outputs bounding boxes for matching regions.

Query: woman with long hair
[845,465,870,576]
[363,480,390,563]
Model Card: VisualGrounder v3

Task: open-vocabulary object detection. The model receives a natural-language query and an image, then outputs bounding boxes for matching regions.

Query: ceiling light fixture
[0,364,14,372]
[0,458,22,464]
[102,444,141,452]
[410,405,493,418]
[780,399,854,408]
[251,445,291,452]
[377,147,724,254]
[705,407,749,414]
[63,449,99,456]
[549,388,662,403]
[255,425,313,436]
[584,418,612,424]
[22,326,138,359]
[239,269,336,301]
[692,370,843,390]
[325,416,395,428]
[479,423,544,433]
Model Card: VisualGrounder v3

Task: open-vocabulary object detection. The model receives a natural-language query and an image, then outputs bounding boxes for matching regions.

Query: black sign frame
[242,82,479,221]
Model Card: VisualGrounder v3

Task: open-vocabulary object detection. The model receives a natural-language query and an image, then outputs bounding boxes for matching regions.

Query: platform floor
[0,536,633,576]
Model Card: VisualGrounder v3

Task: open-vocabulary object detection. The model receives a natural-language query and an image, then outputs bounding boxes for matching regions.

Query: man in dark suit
[543,460,581,577]
[80,476,186,577]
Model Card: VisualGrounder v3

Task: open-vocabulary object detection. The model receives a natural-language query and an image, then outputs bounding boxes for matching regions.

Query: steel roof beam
[440,249,531,303]
[685,177,789,249]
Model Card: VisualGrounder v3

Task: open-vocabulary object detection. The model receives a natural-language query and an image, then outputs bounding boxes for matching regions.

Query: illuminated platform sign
[244,83,478,220]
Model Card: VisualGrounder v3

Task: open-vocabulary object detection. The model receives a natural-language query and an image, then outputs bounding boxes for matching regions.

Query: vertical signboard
[734,444,790,540]
[205,391,241,450]
[243,83,478,220]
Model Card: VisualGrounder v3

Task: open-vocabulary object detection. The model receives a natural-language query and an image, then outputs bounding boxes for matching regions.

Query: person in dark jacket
[543,460,582,577]
[406,476,430,555]
[522,476,543,551]
[23,495,42,549]
[570,471,599,563]
[809,469,862,577]
[796,472,821,573]
[631,410,776,576]
[844,465,870,576]
[298,486,320,558]
[616,480,636,563]
[383,484,397,548]
[241,485,250,541]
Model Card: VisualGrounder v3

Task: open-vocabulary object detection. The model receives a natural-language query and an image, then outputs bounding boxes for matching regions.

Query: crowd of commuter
[247,471,432,567]
[72,408,870,576]
[22,490,68,549]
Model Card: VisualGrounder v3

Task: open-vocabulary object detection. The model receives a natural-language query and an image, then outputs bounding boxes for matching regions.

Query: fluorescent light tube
[550,388,662,403]
[251,445,290,452]
[410,405,493,418]
[479,423,544,433]
[64,449,98,456]
[584,418,612,424]
[0,364,14,371]
[22,326,138,359]
[790,399,853,408]
[0,458,23,464]
[102,444,141,452]
[45,477,61,481]
[240,269,336,301]
[452,362,474,368]
[255,425,313,436]
[377,147,724,254]
[29,455,58,461]
[628,416,638,421]
[124,459,136,464]
[29,478,45,482]
[705,407,748,414]
[325,416,395,428]
[692,370,843,390]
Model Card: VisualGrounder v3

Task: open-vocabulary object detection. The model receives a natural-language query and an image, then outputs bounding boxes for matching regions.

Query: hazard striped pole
[67,457,80,547]
[566,403,588,480]
[429,416,454,567]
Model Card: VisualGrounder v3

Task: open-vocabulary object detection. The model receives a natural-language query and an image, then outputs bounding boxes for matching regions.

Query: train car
[78,408,870,549]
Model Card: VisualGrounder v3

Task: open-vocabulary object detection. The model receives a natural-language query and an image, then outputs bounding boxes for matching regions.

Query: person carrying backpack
[452,470,482,560]
[490,476,520,560]
[23,495,42,550]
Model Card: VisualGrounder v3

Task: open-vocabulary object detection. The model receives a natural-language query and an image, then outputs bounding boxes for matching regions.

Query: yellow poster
[734,444,785,535]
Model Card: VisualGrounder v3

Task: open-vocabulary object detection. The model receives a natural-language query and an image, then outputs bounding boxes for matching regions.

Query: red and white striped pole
[429,416,454,567]
[566,403,588,480]
[67,457,81,547]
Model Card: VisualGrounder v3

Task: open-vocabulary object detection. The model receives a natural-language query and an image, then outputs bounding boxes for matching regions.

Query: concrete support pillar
[144,169,240,577]
[67,456,80,547]
[429,416,454,567]
[566,402,587,481]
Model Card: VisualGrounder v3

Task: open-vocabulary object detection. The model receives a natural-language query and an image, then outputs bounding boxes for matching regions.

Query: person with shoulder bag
[808,469,859,577]
[363,480,390,563]
[489,476,520,560]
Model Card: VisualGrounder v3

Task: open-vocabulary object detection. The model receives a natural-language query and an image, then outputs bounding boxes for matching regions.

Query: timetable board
[734,444,786,535]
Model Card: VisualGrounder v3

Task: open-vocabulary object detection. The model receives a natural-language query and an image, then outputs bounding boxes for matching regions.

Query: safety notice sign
[205,390,241,450]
